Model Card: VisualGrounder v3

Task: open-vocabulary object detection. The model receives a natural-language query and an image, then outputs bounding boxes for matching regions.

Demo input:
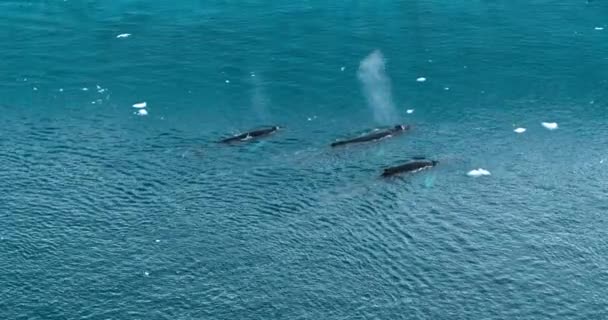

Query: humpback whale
[381,159,438,177]
[219,126,280,143]
[331,124,410,147]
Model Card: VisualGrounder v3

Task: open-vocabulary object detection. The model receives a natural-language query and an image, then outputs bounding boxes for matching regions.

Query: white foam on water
[225,80,230,83]
[96,84,101,90]
[82,87,88,91]
[143,271,149,277]
[137,109,148,116]
[541,122,558,130]
[133,102,147,108]
[59,88,64,92]
[514,127,526,133]
[406,109,414,114]
[416,77,427,82]
[155,239,161,243]
[340,66,345,71]
[467,168,491,177]
[116,33,131,38]
[33,87,38,91]
[595,27,604,31]
[444,87,450,90]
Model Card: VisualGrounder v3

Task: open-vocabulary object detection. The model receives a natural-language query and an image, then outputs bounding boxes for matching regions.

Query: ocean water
[2,1,608,319]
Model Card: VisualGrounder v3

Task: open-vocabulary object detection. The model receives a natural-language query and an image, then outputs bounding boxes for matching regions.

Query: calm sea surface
[1,1,608,319]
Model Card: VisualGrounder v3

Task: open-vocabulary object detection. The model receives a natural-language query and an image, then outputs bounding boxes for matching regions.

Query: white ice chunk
[541,122,558,130]
[467,168,491,177]
[132,102,147,108]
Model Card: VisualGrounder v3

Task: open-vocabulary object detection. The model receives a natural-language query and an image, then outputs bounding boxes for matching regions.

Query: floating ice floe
[514,127,526,133]
[133,102,147,108]
[116,33,131,38]
[137,109,148,116]
[406,109,414,114]
[416,77,427,82]
[541,122,558,130]
[595,27,604,31]
[467,168,491,177]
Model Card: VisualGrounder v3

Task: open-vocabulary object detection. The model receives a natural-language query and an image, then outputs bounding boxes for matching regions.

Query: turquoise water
[2,1,608,319]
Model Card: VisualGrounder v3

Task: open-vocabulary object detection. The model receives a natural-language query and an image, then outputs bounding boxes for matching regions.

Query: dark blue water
[2,1,608,319]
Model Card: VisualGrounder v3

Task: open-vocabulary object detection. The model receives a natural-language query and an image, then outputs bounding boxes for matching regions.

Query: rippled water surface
[2,1,608,319]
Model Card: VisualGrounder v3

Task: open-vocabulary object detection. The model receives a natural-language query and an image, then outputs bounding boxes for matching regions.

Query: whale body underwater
[381,159,438,177]
[218,124,438,178]
[330,124,410,147]
[218,126,280,143]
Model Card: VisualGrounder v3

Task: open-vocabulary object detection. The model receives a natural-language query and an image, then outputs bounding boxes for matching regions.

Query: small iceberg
[541,122,558,130]
[116,33,131,38]
[133,102,147,108]
[514,127,526,133]
[416,77,427,82]
[467,168,491,177]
